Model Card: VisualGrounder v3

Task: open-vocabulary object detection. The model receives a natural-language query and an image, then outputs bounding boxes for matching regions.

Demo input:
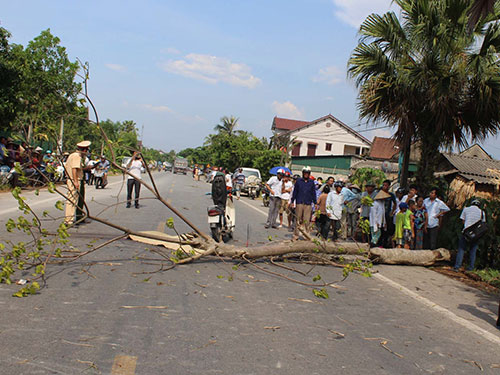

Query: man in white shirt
[264,169,284,229]
[423,188,450,249]
[279,172,293,229]
[326,182,344,240]
[454,199,486,271]
[126,152,144,209]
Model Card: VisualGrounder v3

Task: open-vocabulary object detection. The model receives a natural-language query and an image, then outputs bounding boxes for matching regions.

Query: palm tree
[214,116,240,136]
[469,0,496,28]
[271,132,298,165]
[348,0,500,191]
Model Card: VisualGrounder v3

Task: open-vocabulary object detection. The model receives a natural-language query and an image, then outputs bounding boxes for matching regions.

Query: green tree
[350,168,386,189]
[13,29,80,143]
[349,0,500,193]
[253,149,282,180]
[0,27,22,133]
[213,116,240,136]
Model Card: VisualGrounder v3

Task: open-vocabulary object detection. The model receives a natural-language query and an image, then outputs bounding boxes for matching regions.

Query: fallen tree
[0,63,453,298]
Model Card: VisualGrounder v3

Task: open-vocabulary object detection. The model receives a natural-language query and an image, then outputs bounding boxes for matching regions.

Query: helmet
[302,166,311,173]
[285,171,291,176]
[334,181,344,188]
[46,150,52,154]
[293,174,300,180]
[277,168,285,175]
[396,187,406,194]
[470,199,481,207]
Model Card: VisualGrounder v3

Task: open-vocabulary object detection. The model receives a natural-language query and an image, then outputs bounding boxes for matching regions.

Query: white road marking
[237,198,267,217]
[374,273,500,346]
[241,197,500,345]
[1,180,124,216]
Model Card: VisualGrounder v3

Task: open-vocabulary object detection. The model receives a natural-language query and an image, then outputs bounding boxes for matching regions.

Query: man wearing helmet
[264,169,284,228]
[291,166,317,240]
[454,199,486,272]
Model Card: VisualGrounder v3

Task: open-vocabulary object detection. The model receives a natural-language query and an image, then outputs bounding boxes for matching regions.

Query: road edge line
[237,198,267,217]
[373,273,500,346]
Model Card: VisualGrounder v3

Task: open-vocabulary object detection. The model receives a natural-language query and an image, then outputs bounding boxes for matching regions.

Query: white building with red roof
[272,114,371,157]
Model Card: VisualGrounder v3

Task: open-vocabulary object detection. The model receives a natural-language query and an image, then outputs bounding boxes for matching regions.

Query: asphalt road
[0,172,499,375]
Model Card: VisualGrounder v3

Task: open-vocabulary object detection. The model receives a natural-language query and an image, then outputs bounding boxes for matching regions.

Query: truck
[173,158,188,174]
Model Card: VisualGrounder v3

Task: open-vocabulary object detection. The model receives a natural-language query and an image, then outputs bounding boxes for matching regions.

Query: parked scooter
[207,174,235,242]
[246,175,261,200]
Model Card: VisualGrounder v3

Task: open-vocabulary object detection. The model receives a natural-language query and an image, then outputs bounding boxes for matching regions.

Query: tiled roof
[272,117,309,132]
[369,137,399,160]
[442,153,500,185]
[272,115,372,146]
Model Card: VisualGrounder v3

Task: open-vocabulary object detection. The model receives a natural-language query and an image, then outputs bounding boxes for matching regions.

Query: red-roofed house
[272,114,371,157]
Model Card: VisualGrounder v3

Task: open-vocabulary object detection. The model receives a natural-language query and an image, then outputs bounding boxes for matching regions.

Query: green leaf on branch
[55,200,64,210]
[166,217,175,229]
[313,288,329,299]
[312,274,322,282]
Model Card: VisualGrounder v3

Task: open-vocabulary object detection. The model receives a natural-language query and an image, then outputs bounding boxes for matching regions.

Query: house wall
[291,117,370,157]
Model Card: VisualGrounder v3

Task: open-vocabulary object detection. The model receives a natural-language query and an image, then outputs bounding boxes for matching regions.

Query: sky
[2,0,500,158]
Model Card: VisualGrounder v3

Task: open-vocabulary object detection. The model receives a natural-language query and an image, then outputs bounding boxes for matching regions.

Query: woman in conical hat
[369,189,389,246]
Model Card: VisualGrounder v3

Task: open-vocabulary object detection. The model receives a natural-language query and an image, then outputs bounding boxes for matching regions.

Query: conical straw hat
[374,190,391,200]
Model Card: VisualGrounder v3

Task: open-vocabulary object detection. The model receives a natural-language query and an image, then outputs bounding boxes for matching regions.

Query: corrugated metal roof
[442,153,500,185]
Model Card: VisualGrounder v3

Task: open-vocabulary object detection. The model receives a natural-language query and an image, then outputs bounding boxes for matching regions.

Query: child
[412,196,428,250]
[394,202,413,249]
[316,185,331,239]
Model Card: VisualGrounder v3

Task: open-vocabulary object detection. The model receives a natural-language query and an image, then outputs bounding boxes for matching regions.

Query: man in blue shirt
[291,166,317,240]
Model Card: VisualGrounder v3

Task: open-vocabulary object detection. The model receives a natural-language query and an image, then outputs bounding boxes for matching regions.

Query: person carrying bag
[454,199,487,272]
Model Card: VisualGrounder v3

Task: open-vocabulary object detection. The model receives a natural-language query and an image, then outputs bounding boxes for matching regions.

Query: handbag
[463,210,488,242]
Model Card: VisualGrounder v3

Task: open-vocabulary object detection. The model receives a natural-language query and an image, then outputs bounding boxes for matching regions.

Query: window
[325,143,332,151]
[307,143,317,157]
[292,142,301,156]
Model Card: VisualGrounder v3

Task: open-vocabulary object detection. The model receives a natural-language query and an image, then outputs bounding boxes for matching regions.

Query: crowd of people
[260,166,489,271]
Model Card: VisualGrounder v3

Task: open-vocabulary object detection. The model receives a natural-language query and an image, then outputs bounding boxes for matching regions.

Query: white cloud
[332,0,395,28]
[105,63,127,73]
[271,101,305,119]
[313,66,343,85]
[142,104,175,113]
[161,53,261,89]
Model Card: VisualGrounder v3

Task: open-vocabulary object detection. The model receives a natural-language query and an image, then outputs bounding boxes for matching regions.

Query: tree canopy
[349,0,500,192]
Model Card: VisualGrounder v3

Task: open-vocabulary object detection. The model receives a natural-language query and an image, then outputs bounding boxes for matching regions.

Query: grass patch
[470,268,500,289]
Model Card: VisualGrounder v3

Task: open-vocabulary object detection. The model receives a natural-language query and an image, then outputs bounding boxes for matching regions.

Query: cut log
[127,231,450,266]
[368,248,451,266]
[216,240,368,259]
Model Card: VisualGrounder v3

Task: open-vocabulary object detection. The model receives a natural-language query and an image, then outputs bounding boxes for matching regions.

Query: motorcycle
[246,175,261,200]
[261,183,270,207]
[94,167,107,189]
[207,174,235,243]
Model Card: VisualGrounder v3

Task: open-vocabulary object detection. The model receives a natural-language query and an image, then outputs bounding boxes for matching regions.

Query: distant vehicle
[233,167,262,196]
[173,158,188,174]
[163,162,172,172]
